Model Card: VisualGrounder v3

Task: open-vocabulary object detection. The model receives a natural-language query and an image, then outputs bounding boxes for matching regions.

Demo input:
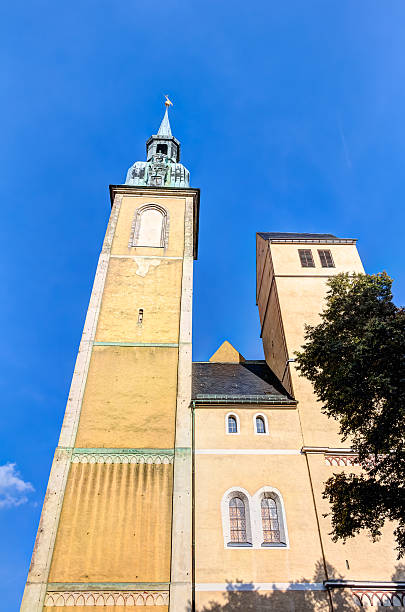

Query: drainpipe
[191,401,196,612]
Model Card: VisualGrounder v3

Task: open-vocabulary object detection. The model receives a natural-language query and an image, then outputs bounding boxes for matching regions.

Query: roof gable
[209,340,245,363]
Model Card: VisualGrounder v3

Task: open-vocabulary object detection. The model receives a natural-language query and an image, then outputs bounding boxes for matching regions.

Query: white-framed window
[221,486,289,549]
[253,487,289,548]
[253,413,269,435]
[129,203,169,248]
[221,488,253,548]
[225,412,240,435]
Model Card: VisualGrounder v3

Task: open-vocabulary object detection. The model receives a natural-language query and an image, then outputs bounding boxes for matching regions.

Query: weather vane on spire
[164,94,173,108]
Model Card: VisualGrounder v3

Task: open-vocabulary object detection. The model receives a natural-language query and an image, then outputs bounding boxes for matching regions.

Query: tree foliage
[295,272,405,557]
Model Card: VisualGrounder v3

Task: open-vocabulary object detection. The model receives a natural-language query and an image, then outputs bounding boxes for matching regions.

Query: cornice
[193,395,296,406]
[325,580,405,589]
[269,238,357,245]
[301,446,356,454]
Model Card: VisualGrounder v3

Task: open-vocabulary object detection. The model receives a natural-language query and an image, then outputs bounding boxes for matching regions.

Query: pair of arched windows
[226,413,268,435]
[129,204,169,249]
[222,487,288,549]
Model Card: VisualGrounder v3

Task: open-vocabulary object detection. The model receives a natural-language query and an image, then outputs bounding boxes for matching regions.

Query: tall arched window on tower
[129,204,169,248]
[137,208,163,247]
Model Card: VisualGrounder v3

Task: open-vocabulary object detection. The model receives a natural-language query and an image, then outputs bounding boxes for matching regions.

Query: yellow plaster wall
[256,235,268,304]
[49,462,172,583]
[195,407,302,450]
[209,341,245,363]
[95,257,183,344]
[75,346,178,449]
[260,285,289,387]
[329,591,358,611]
[194,453,323,583]
[275,275,334,353]
[111,195,186,257]
[307,453,405,582]
[195,590,331,611]
[275,276,348,446]
[259,241,365,410]
[256,247,273,328]
[270,243,364,277]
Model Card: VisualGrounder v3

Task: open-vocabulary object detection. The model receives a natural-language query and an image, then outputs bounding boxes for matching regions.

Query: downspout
[191,400,196,612]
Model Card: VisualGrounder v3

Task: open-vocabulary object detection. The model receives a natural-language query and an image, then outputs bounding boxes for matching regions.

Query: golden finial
[164,95,173,108]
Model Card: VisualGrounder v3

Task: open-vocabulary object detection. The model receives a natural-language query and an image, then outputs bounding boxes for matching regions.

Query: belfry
[23,104,404,611]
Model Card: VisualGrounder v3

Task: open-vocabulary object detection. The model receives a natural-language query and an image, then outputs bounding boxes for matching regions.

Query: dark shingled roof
[258,232,338,241]
[192,361,295,405]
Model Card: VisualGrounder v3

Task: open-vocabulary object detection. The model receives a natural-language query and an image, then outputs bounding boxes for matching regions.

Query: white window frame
[221,487,253,549]
[252,486,289,549]
[221,486,290,549]
[253,413,269,435]
[225,412,240,435]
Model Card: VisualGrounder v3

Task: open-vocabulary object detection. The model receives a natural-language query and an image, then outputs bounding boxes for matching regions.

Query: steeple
[157,107,172,137]
[125,97,190,188]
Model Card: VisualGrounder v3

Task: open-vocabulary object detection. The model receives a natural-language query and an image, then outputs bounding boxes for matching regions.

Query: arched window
[222,487,288,549]
[221,488,253,548]
[253,413,268,435]
[229,497,247,544]
[261,495,280,544]
[227,415,238,434]
[256,416,265,434]
[129,204,169,249]
[256,490,288,547]
[137,208,163,246]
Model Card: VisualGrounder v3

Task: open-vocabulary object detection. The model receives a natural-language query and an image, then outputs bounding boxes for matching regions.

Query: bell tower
[22,101,199,611]
[126,97,189,189]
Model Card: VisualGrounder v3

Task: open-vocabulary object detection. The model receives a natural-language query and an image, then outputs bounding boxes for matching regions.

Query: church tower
[22,101,199,611]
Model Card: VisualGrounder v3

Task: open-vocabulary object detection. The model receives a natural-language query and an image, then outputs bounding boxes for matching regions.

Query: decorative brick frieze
[44,590,169,606]
[352,588,405,607]
[325,455,360,467]
[71,451,174,465]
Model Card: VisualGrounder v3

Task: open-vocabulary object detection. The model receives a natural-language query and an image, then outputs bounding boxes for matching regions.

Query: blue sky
[1,1,405,608]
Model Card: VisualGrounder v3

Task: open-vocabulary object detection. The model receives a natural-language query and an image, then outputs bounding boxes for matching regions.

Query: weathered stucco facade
[22,105,199,611]
[22,109,404,610]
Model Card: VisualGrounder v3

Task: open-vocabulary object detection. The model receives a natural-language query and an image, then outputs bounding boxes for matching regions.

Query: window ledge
[227,542,252,548]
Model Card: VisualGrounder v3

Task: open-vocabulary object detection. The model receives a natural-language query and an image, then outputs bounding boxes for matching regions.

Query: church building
[22,103,404,611]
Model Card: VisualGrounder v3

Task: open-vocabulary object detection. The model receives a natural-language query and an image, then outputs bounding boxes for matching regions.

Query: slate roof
[192,361,295,405]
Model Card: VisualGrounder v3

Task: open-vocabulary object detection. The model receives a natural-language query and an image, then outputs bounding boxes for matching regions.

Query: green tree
[295,272,405,558]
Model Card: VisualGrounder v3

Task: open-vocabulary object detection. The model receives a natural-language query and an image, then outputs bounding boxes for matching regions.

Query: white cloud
[0,463,34,508]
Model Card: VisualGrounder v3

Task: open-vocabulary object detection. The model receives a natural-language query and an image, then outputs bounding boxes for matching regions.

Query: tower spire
[158,108,172,137]
[125,96,190,188]
[158,95,173,137]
